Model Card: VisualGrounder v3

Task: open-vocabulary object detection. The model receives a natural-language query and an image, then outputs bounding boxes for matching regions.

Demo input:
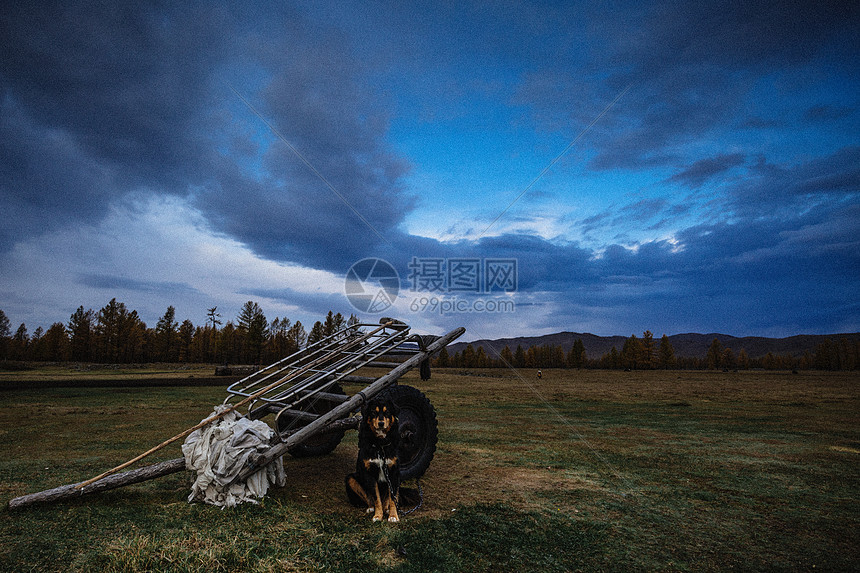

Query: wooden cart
[7,319,465,510]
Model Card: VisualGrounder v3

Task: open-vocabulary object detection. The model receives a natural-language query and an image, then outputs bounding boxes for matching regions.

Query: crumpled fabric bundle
[181,405,286,508]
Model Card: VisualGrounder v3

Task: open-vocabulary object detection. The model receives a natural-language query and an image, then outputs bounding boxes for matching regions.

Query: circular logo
[344,258,400,313]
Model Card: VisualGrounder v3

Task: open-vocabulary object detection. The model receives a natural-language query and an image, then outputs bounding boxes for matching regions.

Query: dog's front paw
[388,516,400,523]
[372,514,383,522]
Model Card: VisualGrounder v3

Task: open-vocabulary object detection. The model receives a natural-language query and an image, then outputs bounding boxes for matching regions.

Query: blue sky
[1,0,858,341]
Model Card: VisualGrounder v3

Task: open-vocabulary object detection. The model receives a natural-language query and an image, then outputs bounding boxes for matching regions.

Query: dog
[345,397,401,522]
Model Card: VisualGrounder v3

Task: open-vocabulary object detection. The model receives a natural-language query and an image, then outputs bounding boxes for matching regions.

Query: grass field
[1,367,858,571]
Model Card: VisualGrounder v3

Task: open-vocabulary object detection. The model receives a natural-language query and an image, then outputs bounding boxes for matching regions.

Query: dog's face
[365,399,398,439]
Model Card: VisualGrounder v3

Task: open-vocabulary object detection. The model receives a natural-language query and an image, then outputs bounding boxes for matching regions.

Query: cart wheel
[382,384,438,480]
[285,384,348,458]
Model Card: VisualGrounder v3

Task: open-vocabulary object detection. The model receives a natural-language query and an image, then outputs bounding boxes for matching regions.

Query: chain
[378,443,423,518]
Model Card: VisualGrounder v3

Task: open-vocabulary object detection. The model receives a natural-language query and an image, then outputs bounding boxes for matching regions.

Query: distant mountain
[447,331,860,360]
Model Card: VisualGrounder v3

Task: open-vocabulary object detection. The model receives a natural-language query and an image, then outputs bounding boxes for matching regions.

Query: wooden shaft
[8,458,186,510]
[6,418,364,511]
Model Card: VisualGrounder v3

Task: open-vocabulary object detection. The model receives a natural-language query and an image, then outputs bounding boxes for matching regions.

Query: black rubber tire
[284,384,347,458]
[382,384,438,480]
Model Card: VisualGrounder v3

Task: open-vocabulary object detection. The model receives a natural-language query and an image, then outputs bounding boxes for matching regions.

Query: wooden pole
[6,418,363,510]
[8,458,186,511]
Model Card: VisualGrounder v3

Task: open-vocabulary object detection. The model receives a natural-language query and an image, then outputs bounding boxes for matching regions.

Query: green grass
[0,363,219,386]
[1,368,858,571]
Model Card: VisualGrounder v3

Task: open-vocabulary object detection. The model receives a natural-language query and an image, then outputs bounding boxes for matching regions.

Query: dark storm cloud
[515,0,858,172]
[0,2,414,270]
[803,105,855,123]
[79,273,200,296]
[667,153,746,189]
[0,1,225,248]
[740,117,784,129]
[239,287,348,320]
[192,33,415,269]
[728,146,860,216]
[1,0,856,337]
[187,8,417,271]
[499,197,859,335]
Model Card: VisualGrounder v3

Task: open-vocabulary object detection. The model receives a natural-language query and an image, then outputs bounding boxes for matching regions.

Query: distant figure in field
[537,370,542,379]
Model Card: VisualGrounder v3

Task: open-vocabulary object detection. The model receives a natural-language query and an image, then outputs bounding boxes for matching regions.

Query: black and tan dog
[345,397,401,522]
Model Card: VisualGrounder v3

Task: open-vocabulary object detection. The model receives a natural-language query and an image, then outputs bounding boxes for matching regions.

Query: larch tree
[237,301,268,364]
[568,338,586,368]
[67,306,94,362]
[706,338,724,370]
[0,309,10,359]
[155,306,179,362]
[641,331,656,369]
[657,334,677,369]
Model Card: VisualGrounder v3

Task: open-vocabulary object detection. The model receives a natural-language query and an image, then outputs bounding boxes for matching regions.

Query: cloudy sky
[1,0,858,342]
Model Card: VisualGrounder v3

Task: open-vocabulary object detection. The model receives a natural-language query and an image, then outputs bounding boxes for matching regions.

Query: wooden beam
[8,458,186,511]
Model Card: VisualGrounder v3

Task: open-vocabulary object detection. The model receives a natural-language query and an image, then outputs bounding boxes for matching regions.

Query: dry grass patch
[1,367,857,571]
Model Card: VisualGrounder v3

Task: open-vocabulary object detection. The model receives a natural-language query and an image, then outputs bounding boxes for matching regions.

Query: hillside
[447,331,860,360]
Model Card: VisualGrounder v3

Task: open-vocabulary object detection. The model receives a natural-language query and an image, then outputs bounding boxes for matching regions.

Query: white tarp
[181,405,286,508]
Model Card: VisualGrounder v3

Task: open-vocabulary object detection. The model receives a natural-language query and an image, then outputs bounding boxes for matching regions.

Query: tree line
[0,302,356,366]
[436,330,860,371]
[2,304,857,371]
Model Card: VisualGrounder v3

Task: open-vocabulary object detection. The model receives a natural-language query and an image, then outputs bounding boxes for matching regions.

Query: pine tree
[462,344,476,368]
[155,306,179,362]
[737,348,750,369]
[525,346,536,368]
[29,326,44,361]
[287,320,307,351]
[42,323,70,362]
[267,317,291,361]
[177,319,195,362]
[436,346,450,367]
[206,307,222,361]
[641,331,656,369]
[0,310,10,339]
[568,339,586,368]
[95,298,129,362]
[514,344,526,368]
[307,321,325,346]
[237,301,268,363]
[722,347,736,370]
[11,323,29,360]
[657,334,677,369]
[706,338,724,370]
[219,322,241,364]
[609,346,620,369]
[322,311,347,338]
[552,345,566,368]
[0,310,10,360]
[500,345,514,367]
[475,346,488,368]
[206,307,222,329]
[121,310,147,363]
[67,306,94,362]
[621,335,641,369]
